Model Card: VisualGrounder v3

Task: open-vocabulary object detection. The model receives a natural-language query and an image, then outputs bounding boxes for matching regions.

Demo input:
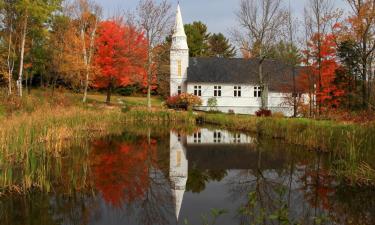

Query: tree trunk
[81,27,89,103]
[82,20,98,103]
[25,71,28,94]
[106,81,112,104]
[362,31,367,109]
[259,58,268,110]
[292,66,297,117]
[147,44,153,110]
[17,15,28,97]
[7,24,14,96]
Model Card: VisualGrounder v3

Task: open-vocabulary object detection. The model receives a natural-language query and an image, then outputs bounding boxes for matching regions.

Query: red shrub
[256,109,272,117]
[166,93,202,110]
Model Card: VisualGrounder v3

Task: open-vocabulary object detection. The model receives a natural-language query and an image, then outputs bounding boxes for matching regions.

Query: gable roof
[187,57,304,92]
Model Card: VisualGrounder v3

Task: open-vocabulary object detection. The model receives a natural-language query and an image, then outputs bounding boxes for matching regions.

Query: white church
[170,5,306,117]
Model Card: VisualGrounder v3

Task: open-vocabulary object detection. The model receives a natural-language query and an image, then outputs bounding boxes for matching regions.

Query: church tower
[170,4,189,96]
[169,132,188,221]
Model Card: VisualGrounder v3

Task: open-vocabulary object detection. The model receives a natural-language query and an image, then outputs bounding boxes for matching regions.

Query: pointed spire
[172,189,185,221]
[173,4,186,37]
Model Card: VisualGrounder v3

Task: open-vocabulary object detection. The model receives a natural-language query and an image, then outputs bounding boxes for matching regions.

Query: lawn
[85,93,164,108]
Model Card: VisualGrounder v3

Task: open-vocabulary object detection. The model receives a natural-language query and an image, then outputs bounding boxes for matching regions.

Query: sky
[96,0,350,36]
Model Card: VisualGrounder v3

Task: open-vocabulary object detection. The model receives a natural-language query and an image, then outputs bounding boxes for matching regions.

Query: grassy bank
[201,113,374,152]
[200,113,375,185]
[1,107,194,157]
[0,91,194,165]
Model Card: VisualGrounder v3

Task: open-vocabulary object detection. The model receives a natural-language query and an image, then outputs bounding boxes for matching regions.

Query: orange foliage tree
[93,20,147,104]
[301,33,345,112]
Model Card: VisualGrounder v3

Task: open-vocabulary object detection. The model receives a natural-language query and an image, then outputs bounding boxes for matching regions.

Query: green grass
[85,93,163,108]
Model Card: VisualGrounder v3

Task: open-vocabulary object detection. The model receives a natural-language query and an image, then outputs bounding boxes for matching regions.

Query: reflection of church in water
[169,129,254,221]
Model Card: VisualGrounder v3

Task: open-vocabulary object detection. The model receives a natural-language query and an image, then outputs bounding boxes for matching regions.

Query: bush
[207,97,218,111]
[166,93,202,110]
[272,112,285,118]
[256,109,272,117]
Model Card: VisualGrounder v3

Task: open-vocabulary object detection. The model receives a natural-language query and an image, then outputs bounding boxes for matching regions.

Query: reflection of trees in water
[327,185,375,225]
[0,129,176,225]
[225,138,334,225]
[186,167,227,193]
[89,132,175,225]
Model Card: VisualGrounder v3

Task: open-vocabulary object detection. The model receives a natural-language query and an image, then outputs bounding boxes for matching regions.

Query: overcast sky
[96,0,350,36]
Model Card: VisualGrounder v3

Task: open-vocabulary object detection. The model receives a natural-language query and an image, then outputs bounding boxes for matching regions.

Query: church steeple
[170,4,189,96]
[171,4,188,50]
[173,4,186,38]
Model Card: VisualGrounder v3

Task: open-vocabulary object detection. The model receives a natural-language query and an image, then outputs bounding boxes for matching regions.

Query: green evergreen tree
[208,33,236,58]
[184,21,210,57]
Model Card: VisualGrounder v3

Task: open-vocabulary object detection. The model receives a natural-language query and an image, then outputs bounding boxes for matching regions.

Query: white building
[170,5,307,117]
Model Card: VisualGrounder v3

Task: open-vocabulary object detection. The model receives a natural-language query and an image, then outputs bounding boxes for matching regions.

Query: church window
[178,60,182,77]
[194,132,201,143]
[178,86,182,95]
[176,151,181,167]
[194,86,202,96]
[213,131,221,143]
[232,133,241,143]
[214,86,222,97]
[234,86,242,97]
[254,86,262,97]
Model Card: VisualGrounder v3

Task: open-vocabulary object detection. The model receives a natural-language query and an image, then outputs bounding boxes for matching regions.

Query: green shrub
[207,97,218,111]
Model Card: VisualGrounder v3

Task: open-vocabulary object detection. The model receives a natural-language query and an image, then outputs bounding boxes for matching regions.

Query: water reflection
[0,126,375,224]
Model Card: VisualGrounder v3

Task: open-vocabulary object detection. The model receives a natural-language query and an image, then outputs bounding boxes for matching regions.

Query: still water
[0,125,374,225]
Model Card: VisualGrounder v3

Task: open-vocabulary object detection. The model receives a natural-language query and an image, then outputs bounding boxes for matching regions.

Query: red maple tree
[93,20,148,103]
[301,33,345,112]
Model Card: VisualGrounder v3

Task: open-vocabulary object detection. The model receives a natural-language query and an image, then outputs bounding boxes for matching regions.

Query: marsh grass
[201,113,375,186]
[0,95,195,194]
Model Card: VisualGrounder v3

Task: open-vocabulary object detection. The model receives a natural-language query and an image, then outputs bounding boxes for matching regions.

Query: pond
[0,125,374,225]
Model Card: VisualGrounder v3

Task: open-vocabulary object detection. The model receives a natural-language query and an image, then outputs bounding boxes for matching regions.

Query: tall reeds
[201,113,375,185]
[0,104,195,193]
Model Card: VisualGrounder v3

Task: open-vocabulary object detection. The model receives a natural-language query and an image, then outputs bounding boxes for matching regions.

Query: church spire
[171,4,188,50]
[173,4,186,38]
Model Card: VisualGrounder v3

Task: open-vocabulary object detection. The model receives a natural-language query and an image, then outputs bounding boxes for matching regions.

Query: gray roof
[187,57,304,92]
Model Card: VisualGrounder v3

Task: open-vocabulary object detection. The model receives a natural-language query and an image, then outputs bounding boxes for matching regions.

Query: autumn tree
[153,38,171,98]
[71,0,102,103]
[303,33,345,110]
[136,0,173,109]
[345,0,375,109]
[304,0,341,114]
[93,20,147,104]
[234,0,287,110]
[1,0,17,95]
[48,13,85,92]
[14,0,61,97]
